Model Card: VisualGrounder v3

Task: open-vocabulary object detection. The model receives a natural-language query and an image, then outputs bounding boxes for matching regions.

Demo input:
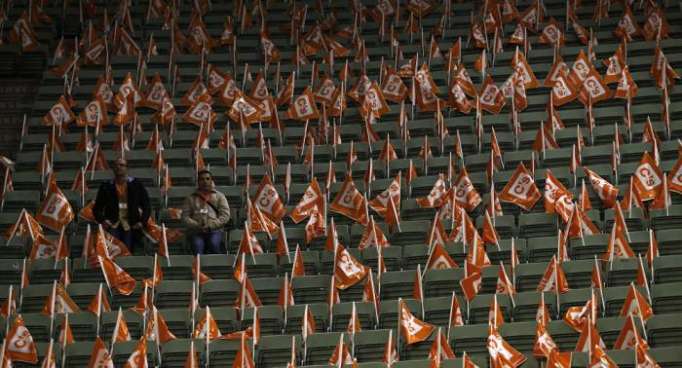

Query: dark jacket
[93,177,151,226]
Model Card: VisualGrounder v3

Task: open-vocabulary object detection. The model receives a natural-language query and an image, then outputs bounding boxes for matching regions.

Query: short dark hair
[197,170,212,178]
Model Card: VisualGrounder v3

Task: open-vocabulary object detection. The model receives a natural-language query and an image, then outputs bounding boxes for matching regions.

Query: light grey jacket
[181,189,231,231]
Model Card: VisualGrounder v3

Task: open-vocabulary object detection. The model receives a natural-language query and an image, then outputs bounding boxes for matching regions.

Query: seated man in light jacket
[182,170,231,254]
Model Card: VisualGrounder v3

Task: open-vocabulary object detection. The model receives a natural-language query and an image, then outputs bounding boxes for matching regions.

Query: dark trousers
[190,231,223,255]
[109,227,144,254]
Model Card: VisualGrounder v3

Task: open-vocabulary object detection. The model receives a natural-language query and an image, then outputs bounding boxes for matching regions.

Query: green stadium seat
[284,303,329,335]
[257,334,300,368]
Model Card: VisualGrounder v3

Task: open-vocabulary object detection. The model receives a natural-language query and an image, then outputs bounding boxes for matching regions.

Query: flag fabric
[488,327,527,368]
[537,256,569,294]
[41,283,80,315]
[289,178,325,223]
[633,152,663,202]
[330,175,369,225]
[426,243,458,270]
[98,256,136,296]
[334,244,368,290]
[87,337,114,368]
[584,167,619,208]
[620,283,654,321]
[460,262,483,301]
[613,315,644,350]
[5,315,38,363]
[499,163,541,211]
[398,299,435,345]
[123,337,148,368]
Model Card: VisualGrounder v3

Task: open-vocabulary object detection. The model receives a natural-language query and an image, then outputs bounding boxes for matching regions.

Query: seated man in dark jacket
[93,158,151,254]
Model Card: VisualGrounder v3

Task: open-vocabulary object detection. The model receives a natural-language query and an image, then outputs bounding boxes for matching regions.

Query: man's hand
[132,222,144,230]
[201,225,211,233]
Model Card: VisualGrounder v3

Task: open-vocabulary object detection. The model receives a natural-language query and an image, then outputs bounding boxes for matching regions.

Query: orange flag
[6,315,38,363]
[329,174,369,224]
[87,336,114,368]
[123,337,148,368]
[620,283,653,321]
[498,163,541,211]
[98,256,136,296]
[398,299,435,345]
[334,244,368,289]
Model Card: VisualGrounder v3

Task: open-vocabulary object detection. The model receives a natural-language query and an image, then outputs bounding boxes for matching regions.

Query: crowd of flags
[0,0,680,366]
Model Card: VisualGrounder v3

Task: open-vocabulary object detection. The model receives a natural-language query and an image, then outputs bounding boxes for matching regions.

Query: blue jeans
[190,231,223,255]
[109,227,143,254]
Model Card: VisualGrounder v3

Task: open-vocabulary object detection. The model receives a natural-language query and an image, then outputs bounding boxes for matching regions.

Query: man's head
[197,170,214,191]
[113,158,128,179]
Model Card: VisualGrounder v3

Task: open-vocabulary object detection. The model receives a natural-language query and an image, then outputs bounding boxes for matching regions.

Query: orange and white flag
[123,337,148,368]
[399,299,435,345]
[86,284,111,315]
[575,318,606,353]
[426,243,458,270]
[361,81,390,119]
[615,66,638,99]
[496,263,516,296]
[417,174,448,208]
[499,163,541,211]
[414,64,442,112]
[369,174,401,217]
[620,283,653,321]
[633,152,663,202]
[448,291,464,329]
[233,333,256,368]
[112,308,131,343]
[382,68,409,103]
[238,223,264,256]
[583,167,619,208]
[578,68,612,105]
[636,341,661,368]
[642,6,669,41]
[460,262,483,301]
[452,167,482,212]
[544,169,572,215]
[334,244,368,289]
[302,304,317,342]
[551,68,579,107]
[5,315,38,363]
[482,211,500,246]
[614,5,641,41]
[650,47,680,90]
[328,334,353,366]
[614,315,644,350]
[35,180,74,232]
[382,329,399,366]
[236,276,262,309]
[537,256,569,294]
[289,177,325,223]
[428,329,455,362]
[539,17,564,46]
[43,95,76,127]
[87,336,114,368]
[286,87,320,121]
[330,174,369,225]
[193,307,221,340]
[278,272,295,307]
[590,344,618,368]
[487,326,527,368]
[41,283,80,315]
[98,256,136,296]
[357,216,390,250]
[289,243,306,278]
[479,77,505,114]
[533,322,559,359]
